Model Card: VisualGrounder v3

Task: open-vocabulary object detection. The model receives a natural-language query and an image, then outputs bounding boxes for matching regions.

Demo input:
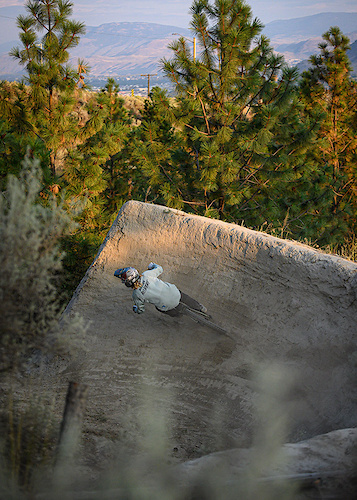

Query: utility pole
[140,73,157,96]
[172,33,196,60]
[36,42,43,64]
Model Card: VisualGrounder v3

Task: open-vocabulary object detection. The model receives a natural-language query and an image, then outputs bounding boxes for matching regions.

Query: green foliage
[298,26,357,245]
[63,78,131,224]
[3,1,356,291]
[0,152,86,372]
[130,86,185,208]
[58,79,134,299]
[10,0,86,100]
[159,0,316,223]
[10,0,89,176]
[0,81,51,190]
[58,230,103,303]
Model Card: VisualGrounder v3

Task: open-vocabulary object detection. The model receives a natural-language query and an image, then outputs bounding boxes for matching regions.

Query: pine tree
[130,86,186,209]
[59,79,132,297]
[99,78,134,215]
[0,81,51,189]
[299,26,357,245]
[158,0,316,223]
[10,0,88,176]
[63,78,131,227]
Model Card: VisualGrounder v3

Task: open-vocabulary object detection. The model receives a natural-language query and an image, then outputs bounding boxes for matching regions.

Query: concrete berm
[64,200,357,466]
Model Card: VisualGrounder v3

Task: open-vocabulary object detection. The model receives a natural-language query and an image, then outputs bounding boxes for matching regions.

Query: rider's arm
[145,263,163,278]
[132,291,145,314]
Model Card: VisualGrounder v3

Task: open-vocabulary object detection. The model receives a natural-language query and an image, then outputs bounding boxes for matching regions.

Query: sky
[1,0,357,28]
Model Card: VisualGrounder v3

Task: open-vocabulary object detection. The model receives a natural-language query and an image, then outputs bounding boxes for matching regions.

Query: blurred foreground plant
[0,151,87,373]
[0,151,88,497]
[0,391,57,499]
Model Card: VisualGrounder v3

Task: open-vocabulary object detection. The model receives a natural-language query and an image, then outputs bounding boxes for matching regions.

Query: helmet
[114,267,140,287]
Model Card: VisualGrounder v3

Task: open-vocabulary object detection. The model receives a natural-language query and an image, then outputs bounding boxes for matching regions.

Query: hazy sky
[1,0,357,27]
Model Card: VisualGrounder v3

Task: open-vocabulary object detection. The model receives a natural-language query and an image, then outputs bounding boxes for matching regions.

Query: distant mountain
[2,21,191,78]
[274,37,323,65]
[350,39,357,67]
[273,30,357,66]
[68,22,191,75]
[264,12,357,44]
[1,13,356,79]
[263,12,357,67]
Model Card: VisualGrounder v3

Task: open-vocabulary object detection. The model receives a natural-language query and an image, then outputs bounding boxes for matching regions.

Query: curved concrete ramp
[66,200,357,460]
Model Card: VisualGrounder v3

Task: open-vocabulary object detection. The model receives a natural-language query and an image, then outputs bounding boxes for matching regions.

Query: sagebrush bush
[0,151,88,498]
[0,151,87,372]
[0,391,58,498]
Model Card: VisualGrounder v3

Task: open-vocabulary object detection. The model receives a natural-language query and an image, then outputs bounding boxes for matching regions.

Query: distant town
[87,74,174,96]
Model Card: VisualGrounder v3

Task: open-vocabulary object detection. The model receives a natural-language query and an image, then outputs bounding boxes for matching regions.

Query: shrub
[0,150,86,372]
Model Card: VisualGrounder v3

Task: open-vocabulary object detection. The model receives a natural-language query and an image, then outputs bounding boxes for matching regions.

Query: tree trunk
[56,382,88,465]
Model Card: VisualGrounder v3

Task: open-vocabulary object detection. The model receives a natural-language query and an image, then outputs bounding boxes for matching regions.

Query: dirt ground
[60,200,357,481]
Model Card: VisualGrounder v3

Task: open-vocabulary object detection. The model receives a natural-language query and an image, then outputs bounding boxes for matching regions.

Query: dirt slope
[64,200,357,464]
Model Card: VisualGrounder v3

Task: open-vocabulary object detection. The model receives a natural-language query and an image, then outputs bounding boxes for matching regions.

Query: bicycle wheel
[184,307,233,338]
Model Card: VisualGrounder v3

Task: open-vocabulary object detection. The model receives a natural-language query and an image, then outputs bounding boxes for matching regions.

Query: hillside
[274,30,357,66]
[266,12,357,66]
[68,22,191,76]
[349,39,357,76]
[264,11,357,44]
[1,13,356,78]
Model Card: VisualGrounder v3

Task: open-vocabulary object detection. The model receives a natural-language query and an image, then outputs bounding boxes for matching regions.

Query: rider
[114,263,207,317]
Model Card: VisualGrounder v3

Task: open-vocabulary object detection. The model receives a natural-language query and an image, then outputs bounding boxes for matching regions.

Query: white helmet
[114,267,140,287]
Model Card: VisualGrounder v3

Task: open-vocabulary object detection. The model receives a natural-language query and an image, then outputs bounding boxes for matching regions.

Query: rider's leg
[180,292,207,313]
[155,293,207,317]
[156,303,185,317]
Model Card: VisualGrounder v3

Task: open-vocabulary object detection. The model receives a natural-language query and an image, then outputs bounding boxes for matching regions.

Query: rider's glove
[148,262,157,270]
[133,305,139,313]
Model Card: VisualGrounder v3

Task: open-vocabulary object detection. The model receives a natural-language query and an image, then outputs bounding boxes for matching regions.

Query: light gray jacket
[132,264,181,313]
